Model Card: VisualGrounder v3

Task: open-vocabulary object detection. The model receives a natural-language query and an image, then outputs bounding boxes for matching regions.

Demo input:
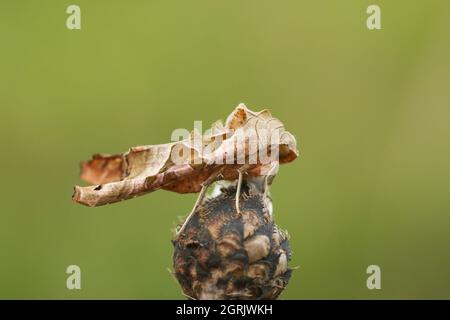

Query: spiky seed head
[172,178,293,300]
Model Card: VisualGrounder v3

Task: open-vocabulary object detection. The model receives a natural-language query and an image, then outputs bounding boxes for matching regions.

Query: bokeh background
[1,0,449,299]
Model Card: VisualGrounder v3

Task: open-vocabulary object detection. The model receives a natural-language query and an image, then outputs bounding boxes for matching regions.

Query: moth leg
[235,164,251,214]
[176,167,224,235]
[263,161,279,200]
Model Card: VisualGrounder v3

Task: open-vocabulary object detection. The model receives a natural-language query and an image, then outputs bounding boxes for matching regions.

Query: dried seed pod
[172,178,293,300]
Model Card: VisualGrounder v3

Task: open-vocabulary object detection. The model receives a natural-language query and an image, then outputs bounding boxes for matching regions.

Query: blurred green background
[1,0,449,299]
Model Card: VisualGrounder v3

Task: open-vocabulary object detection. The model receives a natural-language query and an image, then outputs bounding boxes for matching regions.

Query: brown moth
[72,104,298,209]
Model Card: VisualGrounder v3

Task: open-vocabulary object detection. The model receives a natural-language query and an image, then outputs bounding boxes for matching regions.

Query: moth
[73,104,298,231]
